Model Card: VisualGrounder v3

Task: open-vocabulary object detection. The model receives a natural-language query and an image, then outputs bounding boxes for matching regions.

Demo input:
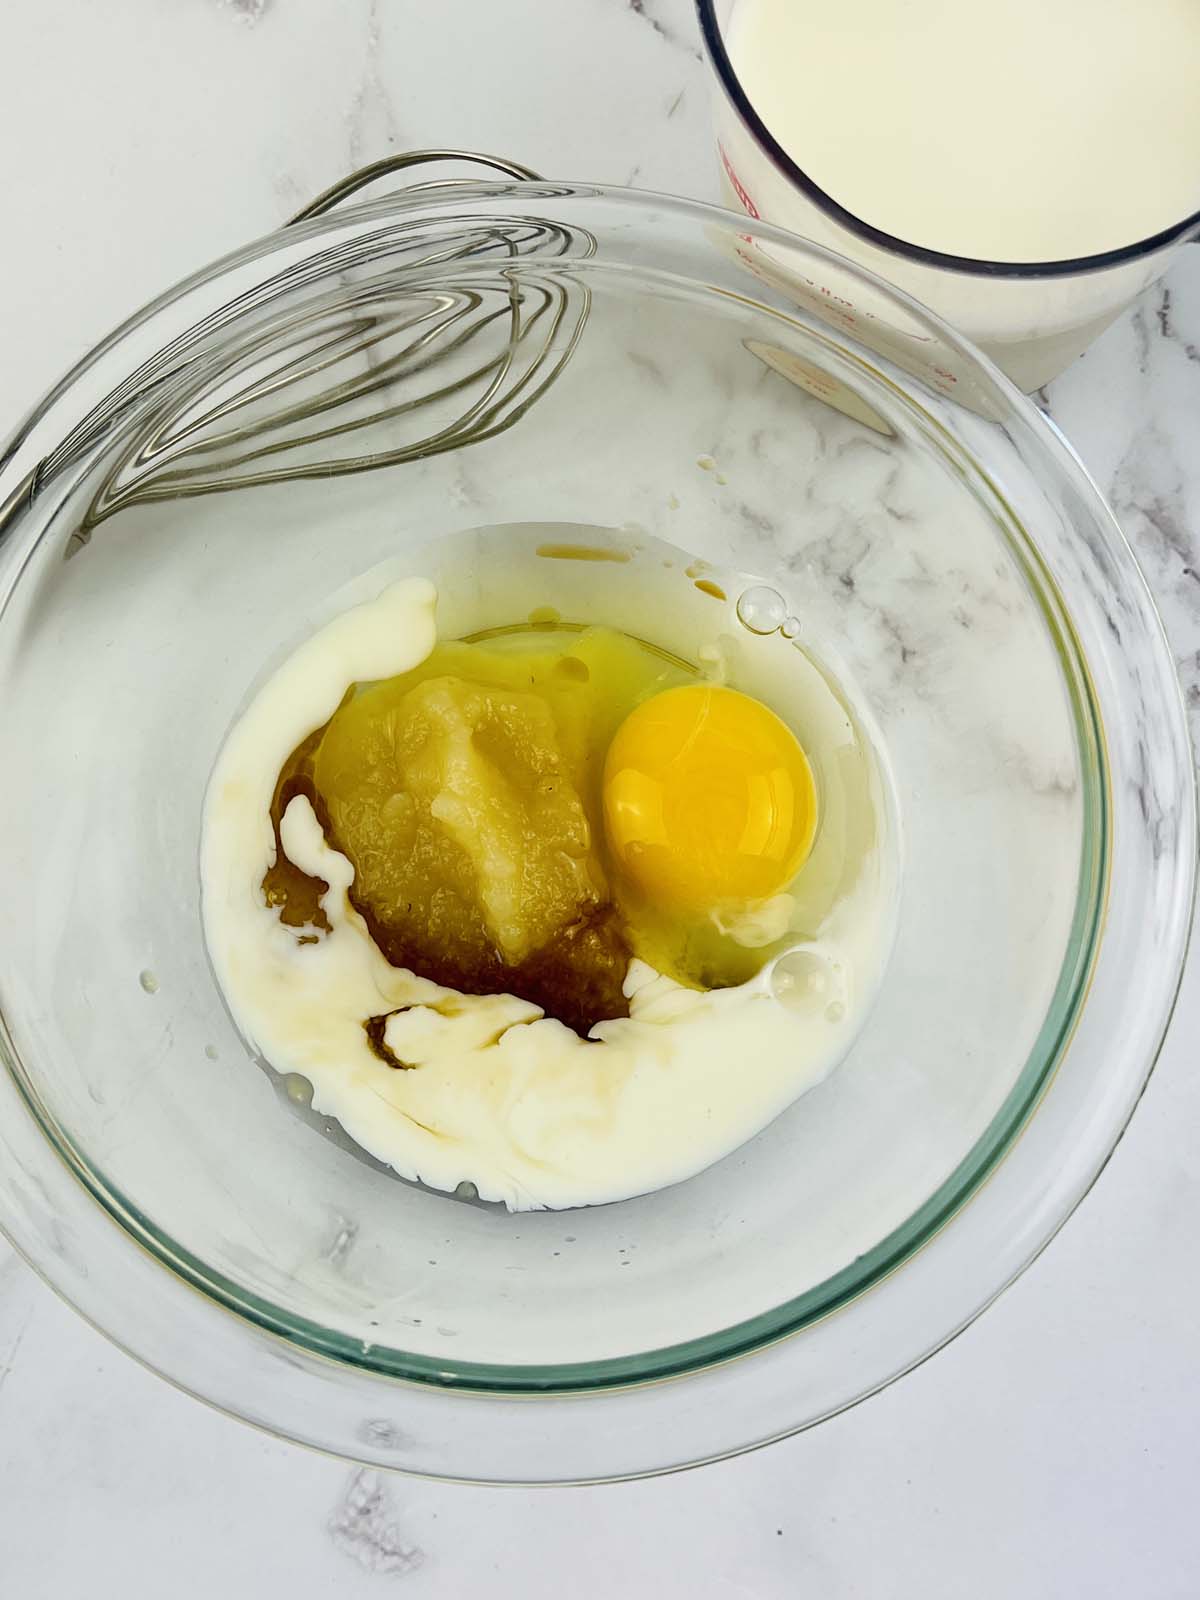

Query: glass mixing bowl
[0,160,1193,1484]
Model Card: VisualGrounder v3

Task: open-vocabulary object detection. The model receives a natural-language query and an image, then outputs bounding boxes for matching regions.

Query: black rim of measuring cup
[695,0,1200,280]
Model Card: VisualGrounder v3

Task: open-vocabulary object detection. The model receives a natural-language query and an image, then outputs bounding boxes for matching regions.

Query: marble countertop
[1,2,1198,1594]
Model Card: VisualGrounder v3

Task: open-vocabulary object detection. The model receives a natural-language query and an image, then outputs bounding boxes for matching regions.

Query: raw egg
[602,684,818,911]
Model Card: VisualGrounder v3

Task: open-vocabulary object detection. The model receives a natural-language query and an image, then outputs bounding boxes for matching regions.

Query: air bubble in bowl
[285,1073,314,1106]
[735,585,787,635]
[770,947,845,1020]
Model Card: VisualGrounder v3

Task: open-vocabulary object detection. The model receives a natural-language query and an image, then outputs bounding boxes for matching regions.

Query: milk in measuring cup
[715,0,1200,389]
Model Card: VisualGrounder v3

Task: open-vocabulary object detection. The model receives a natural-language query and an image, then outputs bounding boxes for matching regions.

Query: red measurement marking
[719,142,760,219]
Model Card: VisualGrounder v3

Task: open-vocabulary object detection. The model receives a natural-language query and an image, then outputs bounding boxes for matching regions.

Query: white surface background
[1,2,1198,1594]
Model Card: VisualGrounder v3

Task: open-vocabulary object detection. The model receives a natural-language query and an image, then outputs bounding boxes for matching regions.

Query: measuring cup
[697,0,1200,394]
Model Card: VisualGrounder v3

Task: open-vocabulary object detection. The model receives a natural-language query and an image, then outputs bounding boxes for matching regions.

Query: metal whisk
[59,152,595,537]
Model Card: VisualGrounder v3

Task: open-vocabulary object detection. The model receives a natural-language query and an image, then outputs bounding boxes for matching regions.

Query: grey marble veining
[627,0,705,58]
[1045,266,1200,744]
[346,0,403,169]
[329,1469,425,1576]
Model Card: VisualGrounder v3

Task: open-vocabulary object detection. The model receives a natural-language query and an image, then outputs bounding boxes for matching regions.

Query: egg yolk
[602,684,817,911]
